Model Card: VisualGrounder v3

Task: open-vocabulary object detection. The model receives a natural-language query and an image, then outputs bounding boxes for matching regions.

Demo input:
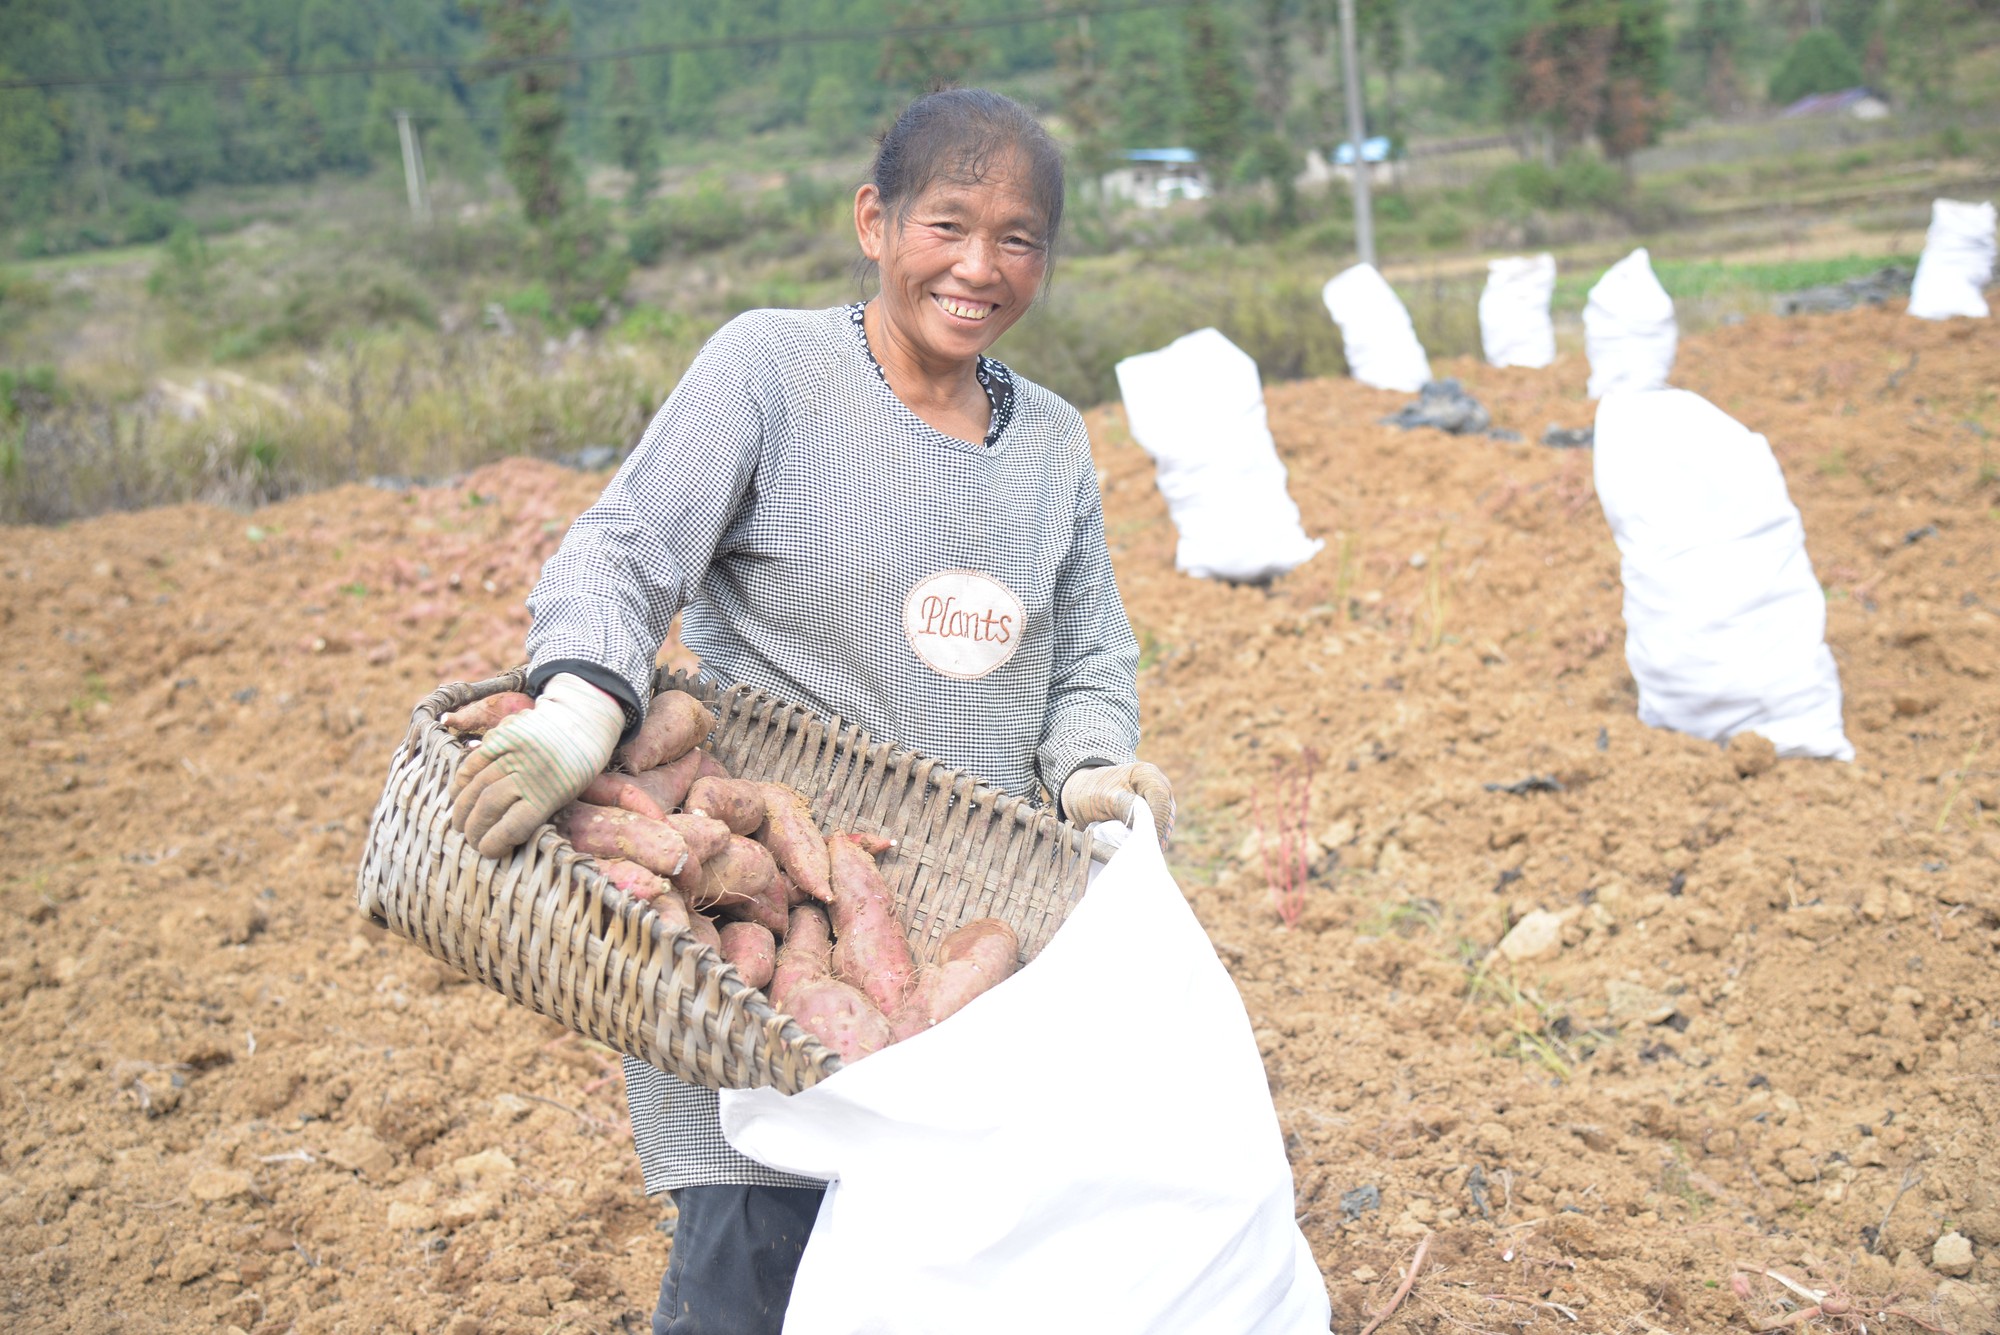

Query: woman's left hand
[1062,762,1175,849]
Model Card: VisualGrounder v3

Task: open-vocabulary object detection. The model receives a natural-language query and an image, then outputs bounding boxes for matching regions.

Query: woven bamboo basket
[355,668,1100,1095]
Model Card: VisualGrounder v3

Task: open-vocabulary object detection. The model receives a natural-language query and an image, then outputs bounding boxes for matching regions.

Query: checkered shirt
[525,303,1142,1192]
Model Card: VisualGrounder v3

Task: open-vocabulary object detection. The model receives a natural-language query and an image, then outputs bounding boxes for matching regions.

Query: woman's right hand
[449,673,625,858]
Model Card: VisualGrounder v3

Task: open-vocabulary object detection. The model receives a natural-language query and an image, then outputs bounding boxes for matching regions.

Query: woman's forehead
[906,173,1046,226]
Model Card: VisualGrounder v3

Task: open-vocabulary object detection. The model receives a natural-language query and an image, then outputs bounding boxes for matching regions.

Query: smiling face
[855,155,1050,377]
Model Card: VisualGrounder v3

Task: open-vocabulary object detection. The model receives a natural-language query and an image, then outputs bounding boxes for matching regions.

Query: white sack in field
[1113,328,1322,582]
[1321,263,1433,392]
[1479,253,1558,369]
[1594,389,1853,761]
[720,807,1330,1335]
[1584,248,1677,399]
[1907,198,1995,320]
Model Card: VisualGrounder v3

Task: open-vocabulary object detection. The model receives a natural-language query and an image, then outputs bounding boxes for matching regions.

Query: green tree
[1508,0,1618,154]
[479,0,574,224]
[0,76,64,226]
[1768,28,1863,105]
[1597,0,1669,164]
[1109,11,1185,148]
[1411,0,1511,121]
[1681,0,1747,117]
[877,0,985,98]
[610,59,659,204]
[1182,1,1249,180]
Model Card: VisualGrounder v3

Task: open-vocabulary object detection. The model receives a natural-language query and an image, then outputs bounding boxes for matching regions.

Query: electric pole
[1336,0,1375,266]
[395,109,432,225]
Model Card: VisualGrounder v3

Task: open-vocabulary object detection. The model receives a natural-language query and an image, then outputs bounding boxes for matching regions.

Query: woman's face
[855,156,1049,371]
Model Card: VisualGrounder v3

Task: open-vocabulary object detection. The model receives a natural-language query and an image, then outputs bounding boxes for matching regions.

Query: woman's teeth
[934,295,992,321]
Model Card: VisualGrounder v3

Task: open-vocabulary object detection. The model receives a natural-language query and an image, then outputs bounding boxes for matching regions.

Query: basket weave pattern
[356,668,1097,1094]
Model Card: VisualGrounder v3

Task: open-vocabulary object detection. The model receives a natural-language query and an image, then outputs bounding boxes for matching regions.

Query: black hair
[863,87,1066,267]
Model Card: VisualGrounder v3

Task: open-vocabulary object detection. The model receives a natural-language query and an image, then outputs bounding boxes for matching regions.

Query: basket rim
[391,666,1105,1089]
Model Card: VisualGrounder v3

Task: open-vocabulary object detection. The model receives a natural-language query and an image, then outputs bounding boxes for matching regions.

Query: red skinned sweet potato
[661,812,732,863]
[695,836,788,936]
[826,832,917,1015]
[627,749,703,813]
[771,905,833,1008]
[718,921,777,989]
[614,690,715,772]
[442,691,534,735]
[891,918,1019,1041]
[596,856,668,903]
[590,858,696,934]
[686,776,766,836]
[695,751,730,782]
[582,771,671,821]
[556,802,692,879]
[755,784,831,903]
[771,906,892,1063]
[688,910,722,953]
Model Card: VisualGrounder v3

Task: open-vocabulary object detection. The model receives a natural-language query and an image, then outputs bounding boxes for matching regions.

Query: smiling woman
[448,86,1176,1335]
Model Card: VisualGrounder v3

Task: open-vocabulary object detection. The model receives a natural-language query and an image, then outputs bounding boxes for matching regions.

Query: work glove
[1062,761,1176,850]
[450,673,624,859]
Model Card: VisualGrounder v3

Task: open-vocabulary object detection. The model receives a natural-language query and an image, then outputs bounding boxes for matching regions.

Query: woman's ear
[854,184,885,263]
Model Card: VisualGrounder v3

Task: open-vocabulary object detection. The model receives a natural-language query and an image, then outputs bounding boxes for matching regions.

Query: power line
[0,1,1194,94]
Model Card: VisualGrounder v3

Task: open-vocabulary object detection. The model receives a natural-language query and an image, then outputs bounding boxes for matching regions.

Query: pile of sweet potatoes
[444,688,1019,1061]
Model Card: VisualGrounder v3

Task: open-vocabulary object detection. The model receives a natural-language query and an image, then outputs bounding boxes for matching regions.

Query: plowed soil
[3,302,1997,1334]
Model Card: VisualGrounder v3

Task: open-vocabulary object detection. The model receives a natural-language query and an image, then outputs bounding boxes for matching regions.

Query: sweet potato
[696,836,788,936]
[626,749,703,813]
[661,812,732,863]
[771,906,892,1063]
[688,910,723,954]
[755,784,831,903]
[591,858,696,933]
[717,921,777,989]
[596,856,669,903]
[686,776,766,836]
[891,918,1019,1041]
[826,832,916,1015]
[770,905,833,1008]
[555,802,692,879]
[442,691,534,735]
[695,751,731,782]
[582,771,671,821]
[614,690,715,772]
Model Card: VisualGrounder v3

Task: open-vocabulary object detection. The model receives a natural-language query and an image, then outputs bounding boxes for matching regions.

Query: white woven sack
[1594,389,1853,761]
[1479,253,1557,369]
[720,806,1332,1335]
[1321,262,1433,392]
[1113,328,1322,582]
[1907,198,1995,320]
[1584,248,1677,399]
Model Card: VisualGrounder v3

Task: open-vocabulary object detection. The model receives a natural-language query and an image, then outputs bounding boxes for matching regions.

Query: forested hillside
[5,0,1991,249]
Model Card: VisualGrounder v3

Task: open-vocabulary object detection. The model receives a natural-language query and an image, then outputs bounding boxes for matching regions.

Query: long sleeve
[1037,462,1142,806]
[524,320,771,726]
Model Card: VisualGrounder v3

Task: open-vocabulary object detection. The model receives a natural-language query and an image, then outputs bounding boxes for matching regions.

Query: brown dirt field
[3,303,1997,1334]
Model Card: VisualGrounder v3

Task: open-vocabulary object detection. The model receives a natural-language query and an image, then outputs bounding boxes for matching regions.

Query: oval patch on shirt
[903,570,1026,681]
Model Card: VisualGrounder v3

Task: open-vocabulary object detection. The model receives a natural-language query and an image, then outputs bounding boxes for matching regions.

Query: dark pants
[653,1184,826,1335]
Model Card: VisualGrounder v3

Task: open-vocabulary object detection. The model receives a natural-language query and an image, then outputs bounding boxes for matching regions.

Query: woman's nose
[952,235,999,284]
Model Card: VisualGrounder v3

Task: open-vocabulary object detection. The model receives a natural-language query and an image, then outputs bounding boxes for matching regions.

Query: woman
[450,88,1174,1334]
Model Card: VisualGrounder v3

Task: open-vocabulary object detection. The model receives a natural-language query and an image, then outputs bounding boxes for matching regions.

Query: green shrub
[656,181,753,256]
[1769,30,1864,106]
[0,365,62,425]
[147,223,213,303]
[121,199,184,245]
[500,283,554,322]
[626,215,670,267]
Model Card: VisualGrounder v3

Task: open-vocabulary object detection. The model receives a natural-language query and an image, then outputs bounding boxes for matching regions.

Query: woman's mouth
[933,294,996,322]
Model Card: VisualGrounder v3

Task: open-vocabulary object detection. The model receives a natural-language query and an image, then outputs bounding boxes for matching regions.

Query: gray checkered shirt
[525,304,1141,1191]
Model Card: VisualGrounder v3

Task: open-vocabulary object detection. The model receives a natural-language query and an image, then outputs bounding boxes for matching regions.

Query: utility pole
[1336,0,1375,266]
[394,109,432,225]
